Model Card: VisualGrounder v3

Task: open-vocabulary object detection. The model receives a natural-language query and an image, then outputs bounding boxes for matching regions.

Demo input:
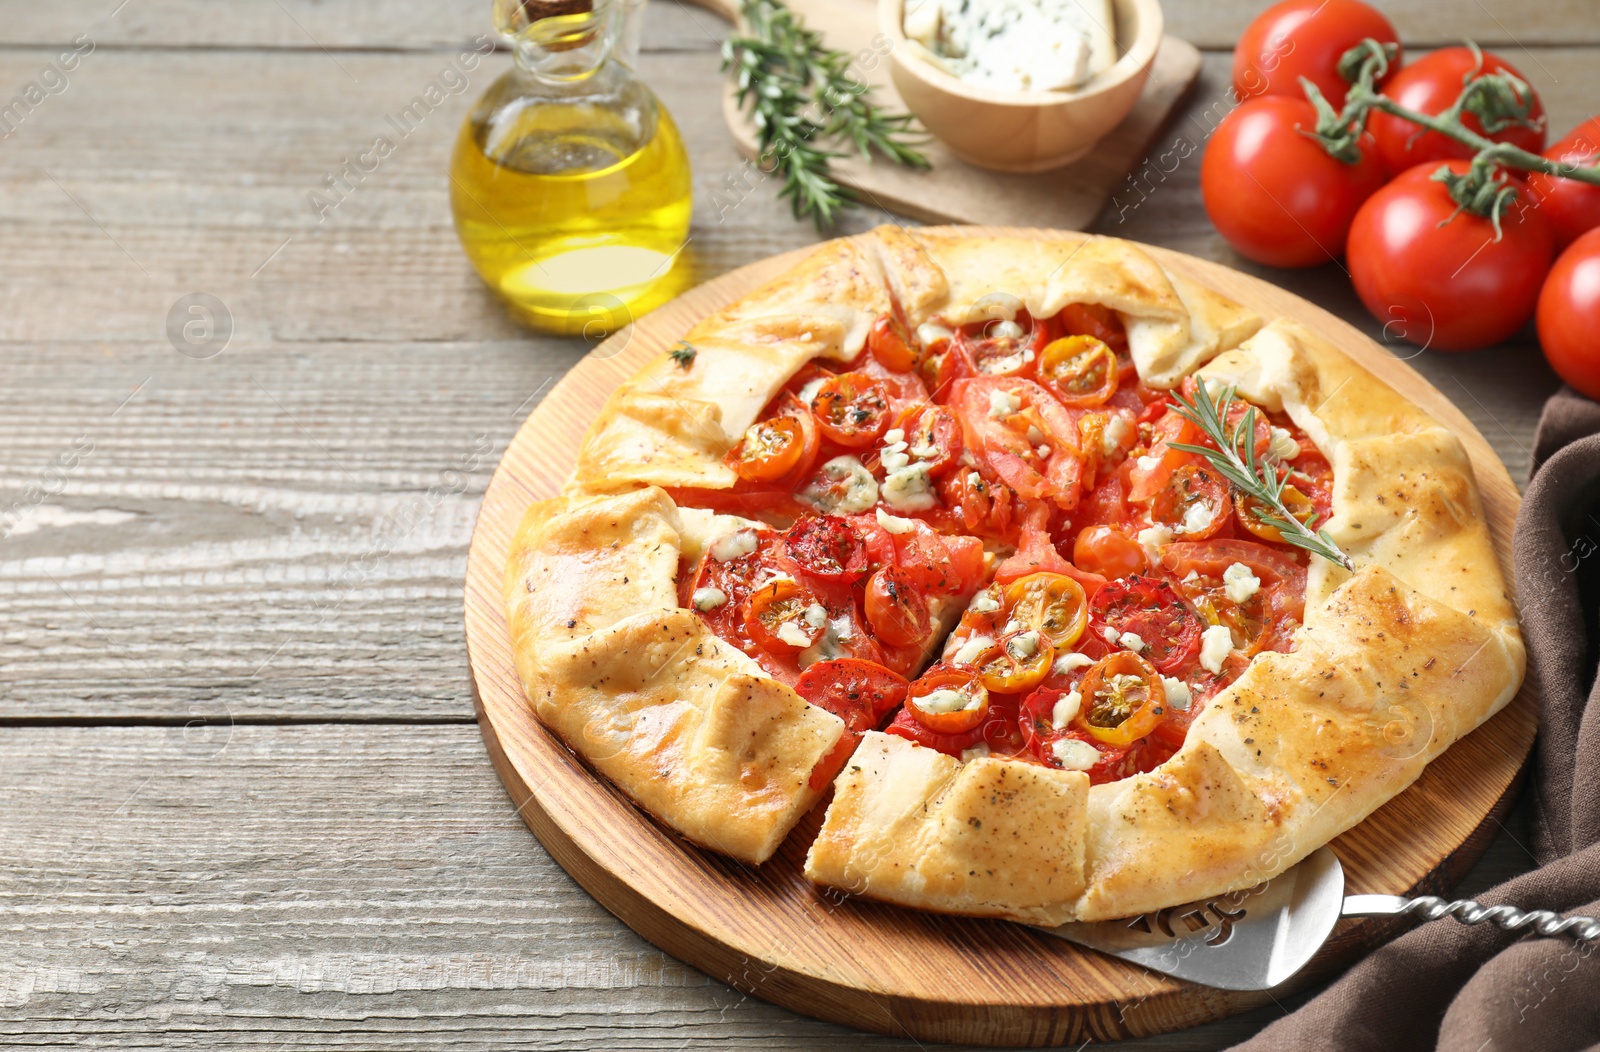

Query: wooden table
[0,1,1582,1048]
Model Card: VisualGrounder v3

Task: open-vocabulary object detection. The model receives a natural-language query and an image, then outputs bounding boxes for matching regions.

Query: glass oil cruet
[450,0,693,335]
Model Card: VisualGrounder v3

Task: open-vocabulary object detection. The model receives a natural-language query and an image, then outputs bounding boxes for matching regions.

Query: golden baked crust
[508,226,1525,922]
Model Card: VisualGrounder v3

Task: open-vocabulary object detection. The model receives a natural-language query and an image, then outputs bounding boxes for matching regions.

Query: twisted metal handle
[1344,893,1600,942]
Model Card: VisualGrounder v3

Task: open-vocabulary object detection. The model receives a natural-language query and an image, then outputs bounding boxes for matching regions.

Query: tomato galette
[504,226,1525,924]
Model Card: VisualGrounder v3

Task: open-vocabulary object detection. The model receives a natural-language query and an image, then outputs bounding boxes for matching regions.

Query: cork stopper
[518,0,593,22]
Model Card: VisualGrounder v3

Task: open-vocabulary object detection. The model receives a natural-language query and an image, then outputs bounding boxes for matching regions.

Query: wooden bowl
[881,0,1165,173]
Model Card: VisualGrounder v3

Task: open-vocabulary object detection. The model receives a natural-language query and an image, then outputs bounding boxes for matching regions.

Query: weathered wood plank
[0,0,1594,50]
[0,724,1537,1050]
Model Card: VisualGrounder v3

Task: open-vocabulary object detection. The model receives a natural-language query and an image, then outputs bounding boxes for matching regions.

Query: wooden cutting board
[464,229,1538,1046]
[687,0,1202,227]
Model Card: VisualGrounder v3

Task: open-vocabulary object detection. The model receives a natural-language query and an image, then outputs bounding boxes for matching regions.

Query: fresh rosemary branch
[723,0,929,227]
[668,341,698,367]
[1166,379,1355,571]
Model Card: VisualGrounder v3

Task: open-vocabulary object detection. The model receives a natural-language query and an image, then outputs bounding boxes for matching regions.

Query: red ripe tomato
[1201,96,1388,268]
[794,658,909,731]
[1088,575,1203,675]
[778,514,868,582]
[1537,228,1600,401]
[867,313,920,373]
[1369,48,1546,176]
[1528,117,1600,251]
[1233,0,1400,109]
[1347,161,1554,351]
[811,372,892,447]
[864,565,931,647]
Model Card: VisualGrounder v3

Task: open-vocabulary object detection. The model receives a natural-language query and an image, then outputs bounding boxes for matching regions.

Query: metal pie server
[1034,847,1600,991]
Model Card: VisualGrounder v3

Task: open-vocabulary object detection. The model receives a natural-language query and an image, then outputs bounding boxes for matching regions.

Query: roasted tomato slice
[867,313,920,374]
[795,658,909,731]
[1003,572,1088,649]
[1236,484,1318,544]
[957,314,1041,377]
[1072,524,1146,579]
[811,372,892,448]
[972,633,1054,694]
[744,577,826,654]
[1127,408,1205,502]
[894,403,962,477]
[1149,463,1233,539]
[864,565,932,648]
[779,514,869,582]
[1038,335,1119,408]
[1076,651,1168,747]
[905,665,990,734]
[1089,574,1203,674]
[1156,539,1309,650]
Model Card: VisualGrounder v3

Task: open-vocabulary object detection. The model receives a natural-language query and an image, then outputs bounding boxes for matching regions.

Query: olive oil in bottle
[450,0,692,335]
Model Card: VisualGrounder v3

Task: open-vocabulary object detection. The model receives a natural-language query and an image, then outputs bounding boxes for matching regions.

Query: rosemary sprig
[668,341,698,367]
[1166,379,1355,571]
[723,0,929,227]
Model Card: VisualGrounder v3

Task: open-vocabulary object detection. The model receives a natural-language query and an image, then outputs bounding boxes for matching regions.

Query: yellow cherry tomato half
[1237,484,1318,544]
[1075,652,1167,747]
[974,632,1054,694]
[907,665,990,734]
[744,578,824,654]
[1002,572,1088,649]
[1038,335,1119,408]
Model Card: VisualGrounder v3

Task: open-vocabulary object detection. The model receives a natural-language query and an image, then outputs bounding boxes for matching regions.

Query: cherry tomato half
[868,313,920,374]
[1368,48,1546,176]
[895,403,963,477]
[744,577,825,654]
[779,514,869,582]
[864,565,931,648]
[1057,303,1128,353]
[1233,0,1400,109]
[1076,652,1168,747]
[1038,335,1119,408]
[973,633,1054,694]
[1090,574,1203,674]
[1003,572,1088,649]
[1202,96,1389,268]
[1537,227,1600,401]
[1528,117,1600,251]
[794,658,909,731]
[811,372,892,447]
[1236,485,1317,544]
[1073,525,1147,579]
[906,665,990,735]
[1149,463,1233,540]
[1347,161,1554,352]
[727,415,806,482]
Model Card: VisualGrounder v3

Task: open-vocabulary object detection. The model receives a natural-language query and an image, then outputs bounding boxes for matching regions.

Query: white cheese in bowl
[903,0,1117,93]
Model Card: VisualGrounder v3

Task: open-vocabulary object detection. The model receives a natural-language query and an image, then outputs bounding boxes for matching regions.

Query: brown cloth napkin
[1230,386,1600,1052]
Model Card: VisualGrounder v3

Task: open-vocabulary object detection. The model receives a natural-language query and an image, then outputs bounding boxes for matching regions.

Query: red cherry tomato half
[894,403,963,477]
[779,514,868,582]
[1149,463,1233,540]
[794,658,910,731]
[810,372,892,447]
[1537,227,1600,401]
[864,565,932,648]
[1369,48,1546,176]
[1233,0,1400,109]
[744,577,825,654]
[1528,117,1600,251]
[867,313,920,374]
[1347,161,1554,351]
[1089,574,1203,675]
[905,665,990,735]
[727,415,807,482]
[1201,96,1389,268]
[1056,303,1128,353]
[1073,525,1146,579]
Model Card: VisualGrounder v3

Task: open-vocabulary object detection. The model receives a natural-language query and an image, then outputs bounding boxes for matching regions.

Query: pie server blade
[1034,847,1600,991]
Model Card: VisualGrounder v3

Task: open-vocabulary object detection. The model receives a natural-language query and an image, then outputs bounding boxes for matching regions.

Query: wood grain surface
[0,0,1581,1047]
[466,228,1538,1046]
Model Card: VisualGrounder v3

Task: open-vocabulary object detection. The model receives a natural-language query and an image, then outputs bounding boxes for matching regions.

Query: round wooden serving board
[465,228,1538,1046]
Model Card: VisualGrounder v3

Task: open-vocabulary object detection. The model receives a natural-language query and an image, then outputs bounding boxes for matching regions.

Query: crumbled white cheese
[1051,738,1101,771]
[776,620,814,648]
[691,587,728,611]
[905,0,1109,93]
[1102,413,1132,457]
[755,570,797,590]
[1223,562,1261,604]
[875,507,917,535]
[798,375,828,406]
[991,319,1025,340]
[971,592,1002,614]
[1161,675,1192,711]
[1117,631,1146,653]
[803,603,828,629]
[1051,689,1082,730]
[798,615,855,669]
[952,633,995,666]
[1199,624,1233,675]
[803,456,878,515]
[880,450,911,472]
[1137,524,1174,550]
[1101,625,1119,644]
[1182,569,1199,583]
[967,471,983,487]
[1181,501,1216,535]
[1007,630,1041,659]
[916,321,954,348]
[919,687,977,714]
[910,442,940,458]
[960,743,991,762]
[1003,619,1025,635]
[883,428,905,445]
[710,528,759,562]
[1136,454,1161,472]
[1035,444,1052,459]
[1052,651,1094,677]
[1268,426,1301,461]
[988,388,1022,420]
[1026,424,1046,445]
[882,463,937,512]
